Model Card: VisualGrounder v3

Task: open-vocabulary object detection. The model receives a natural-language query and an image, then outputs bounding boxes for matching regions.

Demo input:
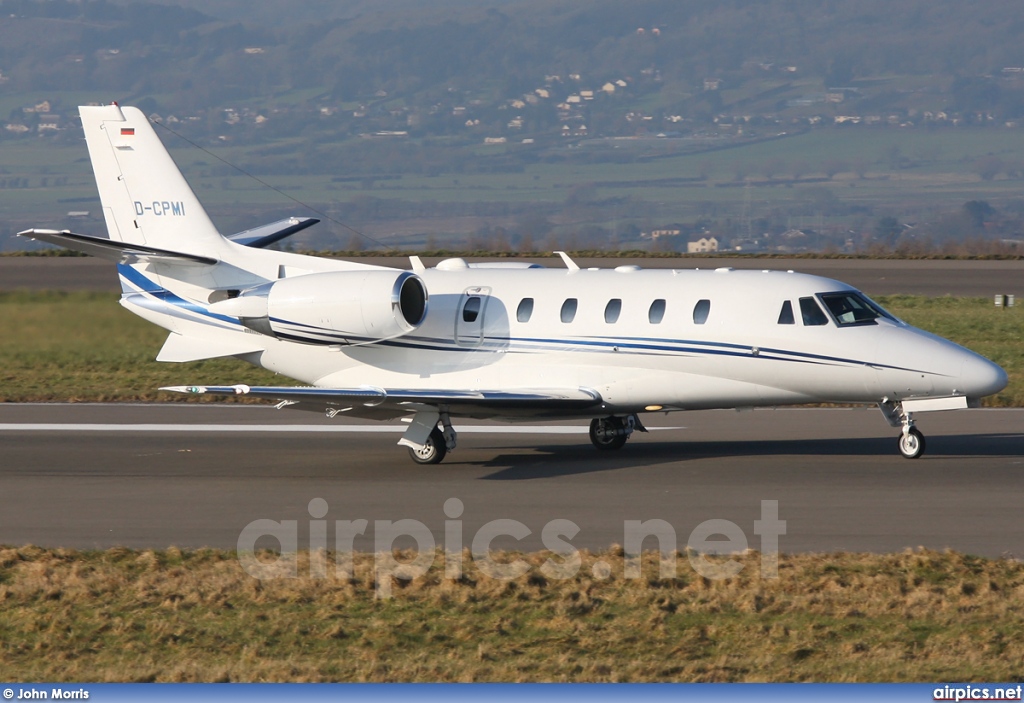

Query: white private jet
[21,104,1008,463]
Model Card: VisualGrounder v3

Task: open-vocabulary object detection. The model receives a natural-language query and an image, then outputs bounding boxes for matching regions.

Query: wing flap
[17,229,218,265]
[159,384,603,416]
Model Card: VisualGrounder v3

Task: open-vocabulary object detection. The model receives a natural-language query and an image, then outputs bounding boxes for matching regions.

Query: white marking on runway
[0,423,683,434]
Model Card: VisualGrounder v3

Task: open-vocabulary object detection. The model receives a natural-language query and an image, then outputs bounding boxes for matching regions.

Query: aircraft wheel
[409,427,448,465]
[897,427,926,459]
[590,417,628,451]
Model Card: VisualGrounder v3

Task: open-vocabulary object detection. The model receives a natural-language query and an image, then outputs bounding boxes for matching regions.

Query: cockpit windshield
[818,291,899,327]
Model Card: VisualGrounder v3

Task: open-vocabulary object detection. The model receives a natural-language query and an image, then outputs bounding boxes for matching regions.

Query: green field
[0,291,1020,405]
[0,546,1021,682]
[0,291,278,402]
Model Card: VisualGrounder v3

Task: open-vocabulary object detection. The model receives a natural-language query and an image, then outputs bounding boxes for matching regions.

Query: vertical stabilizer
[80,104,224,260]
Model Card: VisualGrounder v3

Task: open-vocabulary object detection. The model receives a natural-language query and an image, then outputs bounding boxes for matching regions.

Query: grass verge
[0,291,279,402]
[0,292,1020,405]
[0,547,1022,682]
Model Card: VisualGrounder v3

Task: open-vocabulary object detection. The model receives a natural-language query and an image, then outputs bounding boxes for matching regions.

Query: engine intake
[210,270,427,345]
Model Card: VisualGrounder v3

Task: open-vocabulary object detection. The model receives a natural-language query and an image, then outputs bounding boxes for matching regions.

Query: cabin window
[604,298,622,324]
[560,298,578,323]
[463,296,482,323]
[648,299,666,324]
[693,299,711,325]
[799,297,829,326]
[777,300,795,325]
[516,297,534,323]
[819,291,896,326]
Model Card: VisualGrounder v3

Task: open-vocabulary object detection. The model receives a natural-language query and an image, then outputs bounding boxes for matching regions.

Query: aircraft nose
[960,353,1008,400]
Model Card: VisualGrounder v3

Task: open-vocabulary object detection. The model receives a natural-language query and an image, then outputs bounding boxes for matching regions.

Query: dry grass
[0,546,1022,682]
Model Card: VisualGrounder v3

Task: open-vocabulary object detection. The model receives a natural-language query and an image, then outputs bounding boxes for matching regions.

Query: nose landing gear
[879,400,927,459]
[897,426,926,459]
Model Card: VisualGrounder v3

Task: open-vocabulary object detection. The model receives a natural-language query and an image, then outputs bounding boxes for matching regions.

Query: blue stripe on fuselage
[117,264,241,327]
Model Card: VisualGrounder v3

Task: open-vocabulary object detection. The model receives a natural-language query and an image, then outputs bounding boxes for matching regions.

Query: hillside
[4,0,1024,140]
[3,0,1024,252]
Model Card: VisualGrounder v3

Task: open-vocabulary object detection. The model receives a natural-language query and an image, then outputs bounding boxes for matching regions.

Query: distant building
[687,237,718,253]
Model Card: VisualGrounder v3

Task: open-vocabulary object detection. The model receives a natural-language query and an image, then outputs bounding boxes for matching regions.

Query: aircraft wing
[160,384,603,419]
[18,229,218,265]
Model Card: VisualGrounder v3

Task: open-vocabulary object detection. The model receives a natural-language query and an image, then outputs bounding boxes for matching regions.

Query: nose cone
[961,353,1008,400]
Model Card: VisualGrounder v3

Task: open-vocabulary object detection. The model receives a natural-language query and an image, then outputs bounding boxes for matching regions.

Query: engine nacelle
[210,270,427,345]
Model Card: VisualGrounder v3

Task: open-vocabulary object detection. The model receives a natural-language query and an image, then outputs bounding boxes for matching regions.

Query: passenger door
[456,287,491,347]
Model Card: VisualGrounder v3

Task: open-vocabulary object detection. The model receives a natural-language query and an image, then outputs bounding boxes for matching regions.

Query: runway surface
[1,403,1022,556]
[2,256,1022,297]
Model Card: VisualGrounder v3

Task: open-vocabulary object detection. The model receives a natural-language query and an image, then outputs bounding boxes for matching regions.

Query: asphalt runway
[1,404,1022,556]
[2,256,1023,297]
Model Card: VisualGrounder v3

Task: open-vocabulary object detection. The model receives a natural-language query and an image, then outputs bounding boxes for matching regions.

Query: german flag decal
[120,127,135,136]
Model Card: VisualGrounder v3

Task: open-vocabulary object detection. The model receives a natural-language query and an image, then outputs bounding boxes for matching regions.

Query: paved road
[2,256,1022,297]
[1,404,1022,556]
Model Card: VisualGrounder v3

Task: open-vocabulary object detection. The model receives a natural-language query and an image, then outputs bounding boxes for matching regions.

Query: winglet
[554,251,580,271]
[409,255,426,272]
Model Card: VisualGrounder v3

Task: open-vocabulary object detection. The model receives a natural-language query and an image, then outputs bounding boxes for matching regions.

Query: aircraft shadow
[474,433,1024,480]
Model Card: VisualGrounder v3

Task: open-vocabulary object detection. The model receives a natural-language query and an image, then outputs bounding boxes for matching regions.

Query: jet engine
[209,270,427,345]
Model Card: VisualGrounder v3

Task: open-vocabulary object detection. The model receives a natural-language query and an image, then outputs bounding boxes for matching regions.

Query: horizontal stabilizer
[160,384,602,415]
[156,333,266,363]
[17,229,218,265]
[227,217,319,248]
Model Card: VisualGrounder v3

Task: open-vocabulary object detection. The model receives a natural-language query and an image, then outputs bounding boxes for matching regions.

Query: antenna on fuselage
[554,250,580,271]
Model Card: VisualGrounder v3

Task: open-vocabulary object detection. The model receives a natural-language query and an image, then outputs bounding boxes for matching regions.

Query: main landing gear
[879,401,927,459]
[589,414,645,451]
[402,411,457,465]
[408,426,448,465]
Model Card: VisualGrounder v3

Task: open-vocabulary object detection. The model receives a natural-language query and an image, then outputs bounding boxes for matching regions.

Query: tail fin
[80,104,224,260]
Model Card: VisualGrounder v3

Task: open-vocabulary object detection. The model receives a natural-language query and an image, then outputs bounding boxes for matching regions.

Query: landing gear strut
[879,401,927,459]
[589,415,642,451]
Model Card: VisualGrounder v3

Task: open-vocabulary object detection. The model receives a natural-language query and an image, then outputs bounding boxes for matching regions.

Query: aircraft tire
[408,427,448,465]
[590,417,628,451]
[897,427,926,459]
